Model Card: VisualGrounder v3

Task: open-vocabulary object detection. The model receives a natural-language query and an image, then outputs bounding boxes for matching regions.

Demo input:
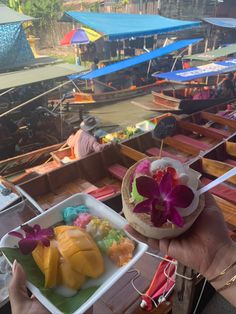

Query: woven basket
[121,157,205,239]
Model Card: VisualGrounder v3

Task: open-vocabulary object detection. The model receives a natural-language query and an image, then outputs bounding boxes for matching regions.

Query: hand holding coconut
[123,158,236,307]
[125,193,236,308]
[122,157,204,239]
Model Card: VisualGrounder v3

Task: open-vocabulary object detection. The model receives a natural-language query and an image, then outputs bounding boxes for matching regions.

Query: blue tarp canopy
[0,23,34,71]
[69,38,202,81]
[203,18,236,29]
[154,58,236,82]
[61,12,201,40]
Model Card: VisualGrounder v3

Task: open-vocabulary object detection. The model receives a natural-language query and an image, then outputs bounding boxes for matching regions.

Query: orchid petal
[136,176,160,198]
[168,206,184,227]
[8,231,23,239]
[133,199,153,213]
[159,173,173,199]
[38,227,54,238]
[18,238,38,255]
[167,185,194,208]
[21,224,35,235]
[151,205,168,227]
[33,224,41,233]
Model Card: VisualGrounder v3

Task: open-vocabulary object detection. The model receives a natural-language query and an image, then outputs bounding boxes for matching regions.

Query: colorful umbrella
[60,28,101,46]
[60,29,89,46]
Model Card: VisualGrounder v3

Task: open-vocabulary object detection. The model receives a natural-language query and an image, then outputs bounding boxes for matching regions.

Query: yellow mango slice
[54,225,104,278]
[59,258,86,290]
[44,240,59,288]
[32,244,44,273]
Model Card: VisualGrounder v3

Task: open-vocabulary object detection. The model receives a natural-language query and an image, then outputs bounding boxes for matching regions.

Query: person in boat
[126,192,236,308]
[192,86,212,100]
[122,71,134,89]
[91,57,99,71]
[8,192,236,313]
[216,73,235,99]
[67,116,112,159]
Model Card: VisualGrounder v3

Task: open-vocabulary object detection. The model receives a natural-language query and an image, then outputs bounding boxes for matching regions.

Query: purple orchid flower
[133,173,194,227]
[9,224,54,255]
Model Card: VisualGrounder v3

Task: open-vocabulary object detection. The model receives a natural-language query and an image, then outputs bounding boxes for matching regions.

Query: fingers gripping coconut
[122,157,205,239]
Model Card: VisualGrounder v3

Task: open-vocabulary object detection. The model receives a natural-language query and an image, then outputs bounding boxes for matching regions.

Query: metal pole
[0,80,72,118]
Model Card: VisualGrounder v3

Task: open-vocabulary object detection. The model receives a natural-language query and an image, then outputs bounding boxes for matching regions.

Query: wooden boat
[122,105,236,164]
[152,88,234,114]
[18,145,146,211]
[0,142,64,177]
[0,106,73,161]
[8,102,235,186]
[189,134,236,225]
[64,80,169,106]
[62,81,201,107]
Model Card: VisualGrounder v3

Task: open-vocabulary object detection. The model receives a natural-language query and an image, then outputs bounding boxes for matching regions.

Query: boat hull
[65,81,173,106]
[0,143,63,176]
[152,90,234,114]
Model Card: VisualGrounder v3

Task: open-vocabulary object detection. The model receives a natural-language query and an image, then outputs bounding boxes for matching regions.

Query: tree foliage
[21,0,62,27]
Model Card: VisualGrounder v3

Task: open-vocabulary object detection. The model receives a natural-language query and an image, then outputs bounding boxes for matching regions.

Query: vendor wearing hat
[67,116,111,159]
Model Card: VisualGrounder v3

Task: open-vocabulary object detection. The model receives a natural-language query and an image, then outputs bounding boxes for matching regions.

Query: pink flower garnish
[133,173,194,227]
[131,159,151,185]
[134,160,151,176]
[9,224,54,255]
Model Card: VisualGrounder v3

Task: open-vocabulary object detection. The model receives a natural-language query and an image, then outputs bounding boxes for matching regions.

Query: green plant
[22,0,62,28]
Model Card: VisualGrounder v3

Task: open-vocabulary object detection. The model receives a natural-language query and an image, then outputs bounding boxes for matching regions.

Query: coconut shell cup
[122,157,205,240]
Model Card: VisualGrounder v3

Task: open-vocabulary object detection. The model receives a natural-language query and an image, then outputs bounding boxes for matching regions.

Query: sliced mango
[54,225,104,278]
[44,240,59,288]
[59,258,86,290]
[32,243,44,273]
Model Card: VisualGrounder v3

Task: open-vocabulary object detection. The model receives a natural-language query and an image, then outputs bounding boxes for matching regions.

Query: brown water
[83,94,160,130]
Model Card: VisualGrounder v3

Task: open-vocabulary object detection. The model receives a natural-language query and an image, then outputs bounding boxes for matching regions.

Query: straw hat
[80,116,99,132]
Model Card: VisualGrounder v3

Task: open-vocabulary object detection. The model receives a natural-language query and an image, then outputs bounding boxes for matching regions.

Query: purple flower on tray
[9,224,54,254]
[133,173,194,227]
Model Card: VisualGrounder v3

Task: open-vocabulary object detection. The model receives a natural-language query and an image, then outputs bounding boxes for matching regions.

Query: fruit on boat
[54,225,104,278]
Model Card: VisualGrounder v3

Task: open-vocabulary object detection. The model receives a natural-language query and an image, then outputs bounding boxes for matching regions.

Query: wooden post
[172,264,197,314]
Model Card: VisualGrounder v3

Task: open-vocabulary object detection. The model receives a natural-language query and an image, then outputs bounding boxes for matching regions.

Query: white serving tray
[0,193,148,314]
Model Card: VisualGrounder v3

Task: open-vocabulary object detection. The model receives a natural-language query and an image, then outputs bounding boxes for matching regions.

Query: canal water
[67,94,160,132]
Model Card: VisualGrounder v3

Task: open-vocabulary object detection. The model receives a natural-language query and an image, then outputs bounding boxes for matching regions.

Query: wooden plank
[202,158,236,185]
[214,195,236,228]
[172,264,197,314]
[164,137,200,156]
[201,111,236,129]
[120,144,147,161]
[226,141,236,157]
[178,120,225,141]
[171,135,213,151]
[146,147,188,163]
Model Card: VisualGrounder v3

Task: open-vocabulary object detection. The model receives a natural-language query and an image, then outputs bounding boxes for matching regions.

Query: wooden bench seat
[201,177,236,204]
[172,134,213,151]
[88,185,120,201]
[108,163,128,181]
[146,147,188,163]
[225,158,236,167]
[207,127,230,138]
